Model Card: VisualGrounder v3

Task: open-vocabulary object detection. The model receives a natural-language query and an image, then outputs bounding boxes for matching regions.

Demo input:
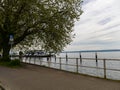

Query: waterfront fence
[12,53,120,80]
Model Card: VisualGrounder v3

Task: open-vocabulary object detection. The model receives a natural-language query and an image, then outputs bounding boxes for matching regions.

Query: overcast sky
[65,0,120,51]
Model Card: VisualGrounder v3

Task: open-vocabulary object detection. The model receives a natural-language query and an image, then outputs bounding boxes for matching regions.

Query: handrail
[11,55,120,80]
[56,57,120,61]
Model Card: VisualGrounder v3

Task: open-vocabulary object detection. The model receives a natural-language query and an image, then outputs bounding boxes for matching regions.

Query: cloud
[101,24,120,31]
[72,40,115,46]
[97,18,112,25]
[65,0,120,51]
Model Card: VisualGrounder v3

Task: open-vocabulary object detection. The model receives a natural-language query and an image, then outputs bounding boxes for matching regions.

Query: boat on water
[24,50,54,57]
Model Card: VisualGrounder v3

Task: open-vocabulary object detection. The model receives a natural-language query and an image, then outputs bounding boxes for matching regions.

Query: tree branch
[14,27,39,46]
[12,2,26,25]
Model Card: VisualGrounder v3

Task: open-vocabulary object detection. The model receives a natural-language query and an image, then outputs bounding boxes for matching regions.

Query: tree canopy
[0,0,83,61]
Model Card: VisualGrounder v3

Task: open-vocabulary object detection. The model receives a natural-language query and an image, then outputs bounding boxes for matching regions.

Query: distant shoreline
[62,49,120,53]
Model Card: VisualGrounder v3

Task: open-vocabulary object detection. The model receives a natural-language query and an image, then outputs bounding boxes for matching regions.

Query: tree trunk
[2,45,11,62]
[1,35,11,62]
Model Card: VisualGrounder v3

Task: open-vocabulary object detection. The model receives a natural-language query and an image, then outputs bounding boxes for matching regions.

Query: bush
[0,57,10,62]
[0,59,21,67]
[8,59,21,66]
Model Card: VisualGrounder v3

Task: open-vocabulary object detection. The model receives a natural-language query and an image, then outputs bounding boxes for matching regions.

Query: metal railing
[57,57,120,79]
[11,53,120,80]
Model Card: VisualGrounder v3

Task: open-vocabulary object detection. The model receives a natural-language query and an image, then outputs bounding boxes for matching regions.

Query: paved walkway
[0,64,120,90]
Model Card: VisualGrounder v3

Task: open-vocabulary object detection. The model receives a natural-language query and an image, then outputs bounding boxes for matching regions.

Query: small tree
[0,0,83,61]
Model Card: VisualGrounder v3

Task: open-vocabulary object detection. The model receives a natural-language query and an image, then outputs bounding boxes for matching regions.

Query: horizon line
[62,49,120,53]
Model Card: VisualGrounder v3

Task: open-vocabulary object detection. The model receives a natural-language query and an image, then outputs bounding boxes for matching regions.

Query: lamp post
[9,35,14,60]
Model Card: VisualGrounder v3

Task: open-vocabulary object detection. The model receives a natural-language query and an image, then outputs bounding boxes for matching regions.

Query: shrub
[0,59,21,67]
[8,59,21,67]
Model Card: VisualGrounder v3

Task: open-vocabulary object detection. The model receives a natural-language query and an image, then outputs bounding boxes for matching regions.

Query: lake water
[22,51,120,80]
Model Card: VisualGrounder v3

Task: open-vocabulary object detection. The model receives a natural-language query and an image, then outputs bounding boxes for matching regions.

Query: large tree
[0,0,83,61]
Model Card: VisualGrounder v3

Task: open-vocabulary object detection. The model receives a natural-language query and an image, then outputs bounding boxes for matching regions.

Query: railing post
[59,57,61,70]
[95,52,98,66]
[50,56,51,61]
[80,52,82,65]
[47,57,49,61]
[76,58,78,73]
[40,58,42,65]
[21,56,23,62]
[66,53,68,62]
[24,58,27,63]
[54,55,56,62]
[27,56,31,63]
[103,59,106,79]
[39,59,41,65]
[29,57,31,64]
[19,55,22,62]
[34,57,35,64]
[39,57,41,65]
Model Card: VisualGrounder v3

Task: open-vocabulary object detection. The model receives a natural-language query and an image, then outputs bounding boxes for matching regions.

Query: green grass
[0,59,21,68]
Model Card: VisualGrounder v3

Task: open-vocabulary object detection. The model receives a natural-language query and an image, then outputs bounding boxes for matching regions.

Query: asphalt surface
[0,64,120,90]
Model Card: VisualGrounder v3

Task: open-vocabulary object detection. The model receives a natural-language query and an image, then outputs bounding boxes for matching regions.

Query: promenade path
[0,64,120,90]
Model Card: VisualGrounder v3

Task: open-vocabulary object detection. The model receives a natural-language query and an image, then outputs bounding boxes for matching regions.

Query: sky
[65,0,120,51]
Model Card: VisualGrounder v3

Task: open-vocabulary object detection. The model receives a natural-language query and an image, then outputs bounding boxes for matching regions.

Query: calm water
[22,51,120,80]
